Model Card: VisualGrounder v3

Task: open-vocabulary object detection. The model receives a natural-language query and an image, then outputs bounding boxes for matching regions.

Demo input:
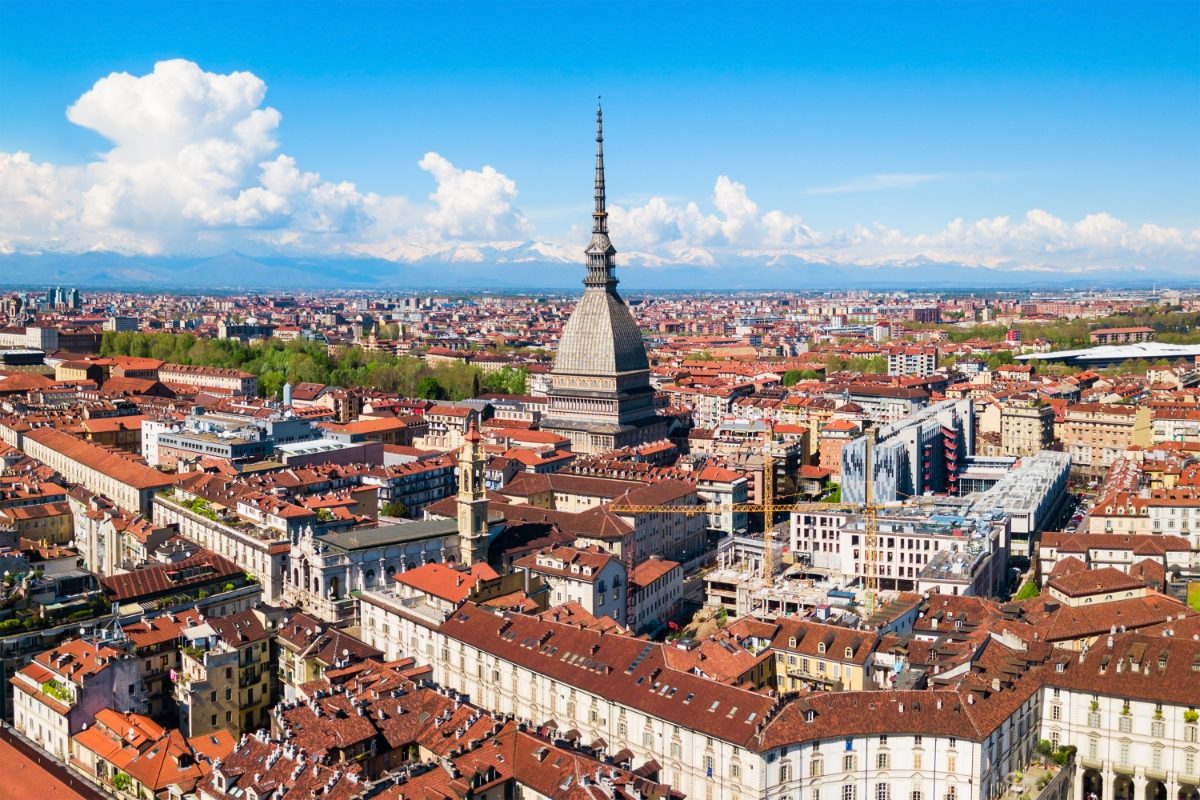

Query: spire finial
[584,101,617,290]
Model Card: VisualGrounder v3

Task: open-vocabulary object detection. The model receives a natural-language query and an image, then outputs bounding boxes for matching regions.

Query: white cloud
[0,59,524,258]
[607,180,1199,273]
[0,58,1196,277]
[418,152,530,240]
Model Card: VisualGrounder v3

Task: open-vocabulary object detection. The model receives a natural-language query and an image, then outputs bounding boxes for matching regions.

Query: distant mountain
[0,250,1193,292]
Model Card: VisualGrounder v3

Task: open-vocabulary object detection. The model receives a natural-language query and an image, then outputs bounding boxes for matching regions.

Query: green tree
[259,370,285,399]
[417,376,447,400]
[381,501,409,518]
[1015,580,1039,600]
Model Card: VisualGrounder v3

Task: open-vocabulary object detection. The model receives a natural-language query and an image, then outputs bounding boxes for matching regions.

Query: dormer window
[845,647,853,658]
[817,642,826,654]
[789,637,797,648]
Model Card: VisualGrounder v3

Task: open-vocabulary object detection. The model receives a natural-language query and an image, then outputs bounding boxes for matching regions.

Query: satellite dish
[342,648,349,658]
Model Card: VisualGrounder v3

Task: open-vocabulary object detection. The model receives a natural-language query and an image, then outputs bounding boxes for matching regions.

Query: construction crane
[610,426,889,618]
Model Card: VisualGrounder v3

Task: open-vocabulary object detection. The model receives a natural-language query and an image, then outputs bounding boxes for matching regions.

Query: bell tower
[456,421,489,565]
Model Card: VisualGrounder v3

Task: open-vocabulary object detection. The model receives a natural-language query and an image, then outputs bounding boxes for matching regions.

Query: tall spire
[584,100,617,290]
[593,101,607,235]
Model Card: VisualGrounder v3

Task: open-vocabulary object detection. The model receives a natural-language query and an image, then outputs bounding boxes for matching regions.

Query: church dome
[555,288,649,376]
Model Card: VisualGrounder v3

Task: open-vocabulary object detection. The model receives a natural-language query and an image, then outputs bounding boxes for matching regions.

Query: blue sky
[1,1,1197,277]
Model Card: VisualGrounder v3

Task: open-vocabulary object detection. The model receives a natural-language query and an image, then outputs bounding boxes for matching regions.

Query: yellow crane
[610,426,887,618]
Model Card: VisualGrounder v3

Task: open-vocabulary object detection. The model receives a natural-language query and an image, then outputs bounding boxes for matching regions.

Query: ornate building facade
[541,106,667,455]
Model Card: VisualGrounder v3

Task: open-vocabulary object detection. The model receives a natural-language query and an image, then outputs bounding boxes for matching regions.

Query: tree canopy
[99,330,527,401]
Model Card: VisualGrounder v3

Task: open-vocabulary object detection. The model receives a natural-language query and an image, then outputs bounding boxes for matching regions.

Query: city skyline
[1,1,1198,286]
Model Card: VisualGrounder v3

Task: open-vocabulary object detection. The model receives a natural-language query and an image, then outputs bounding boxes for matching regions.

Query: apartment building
[1038,532,1191,586]
[10,638,142,760]
[176,610,273,737]
[70,708,234,799]
[158,363,257,396]
[1000,395,1055,457]
[1041,634,1200,800]
[629,555,683,634]
[21,426,174,515]
[514,544,628,624]
[887,345,939,377]
[1060,404,1152,476]
[151,495,290,601]
[1089,326,1155,345]
[358,599,1044,800]
[841,398,973,504]
[765,617,876,691]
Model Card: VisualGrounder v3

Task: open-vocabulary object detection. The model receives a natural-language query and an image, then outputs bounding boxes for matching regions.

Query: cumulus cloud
[418,152,529,240]
[607,179,1199,273]
[0,58,1196,276]
[0,59,524,258]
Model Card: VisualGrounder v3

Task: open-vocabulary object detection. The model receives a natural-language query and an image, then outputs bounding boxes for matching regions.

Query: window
[704,755,715,776]
[1119,742,1130,765]
[810,758,824,778]
[1185,752,1196,776]
[1151,720,1164,737]
[812,789,821,800]
[671,741,682,759]
[842,785,857,800]
[877,752,890,769]
[1152,746,1163,771]
[913,735,922,747]
[877,785,891,800]
[843,754,856,772]
[947,756,956,773]
[1186,725,1198,744]
[1051,705,1061,721]
[731,763,740,779]
[779,763,792,782]
[913,752,922,770]
[1089,712,1102,728]
[1088,737,1099,760]
[1119,716,1132,733]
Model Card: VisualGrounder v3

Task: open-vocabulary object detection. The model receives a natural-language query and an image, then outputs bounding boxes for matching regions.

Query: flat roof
[319,518,461,551]
[1017,342,1200,363]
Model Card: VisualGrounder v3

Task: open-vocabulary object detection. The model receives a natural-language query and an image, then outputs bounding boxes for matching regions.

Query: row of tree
[920,307,1200,349]
[98,330,528,401]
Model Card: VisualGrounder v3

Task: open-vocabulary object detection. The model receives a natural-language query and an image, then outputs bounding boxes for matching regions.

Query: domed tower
[541,105,666,455]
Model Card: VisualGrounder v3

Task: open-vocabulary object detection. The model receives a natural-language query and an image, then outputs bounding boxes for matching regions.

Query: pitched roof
[101,549,241,601]
[25,426,173,490]
[394,561,499,604]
